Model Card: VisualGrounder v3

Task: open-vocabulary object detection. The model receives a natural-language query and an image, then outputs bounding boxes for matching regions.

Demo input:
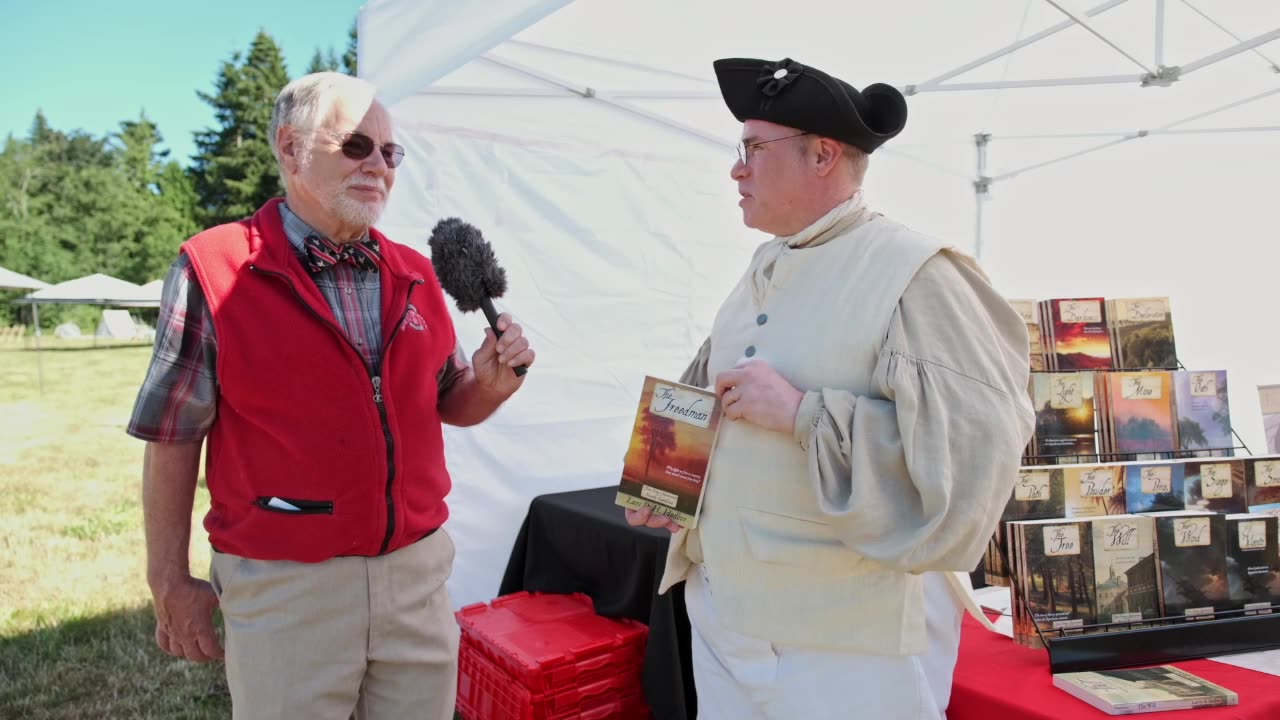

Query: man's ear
[813,137,843,177]
[277,125,301,176]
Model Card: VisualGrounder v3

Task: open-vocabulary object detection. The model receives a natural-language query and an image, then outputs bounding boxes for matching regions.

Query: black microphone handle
[479,296,528,377]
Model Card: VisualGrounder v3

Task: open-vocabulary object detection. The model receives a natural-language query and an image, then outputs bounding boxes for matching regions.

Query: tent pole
[32,302,44,396]
[1155,0,1165,67]
[1043,0,1157,75]
[912,0,1131,89]
[974,133,991,261]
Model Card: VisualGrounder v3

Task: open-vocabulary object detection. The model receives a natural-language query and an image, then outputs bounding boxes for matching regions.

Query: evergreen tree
[342,19,358,76]
[191,30,290,226]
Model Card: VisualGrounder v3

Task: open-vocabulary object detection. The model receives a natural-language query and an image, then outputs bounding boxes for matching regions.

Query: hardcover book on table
[1053,665,1237,715]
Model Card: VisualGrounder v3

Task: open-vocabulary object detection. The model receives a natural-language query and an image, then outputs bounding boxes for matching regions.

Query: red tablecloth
[950,614,1280,719]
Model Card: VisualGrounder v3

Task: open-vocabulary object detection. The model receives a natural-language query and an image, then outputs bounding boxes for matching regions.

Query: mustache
[345,177,387,195]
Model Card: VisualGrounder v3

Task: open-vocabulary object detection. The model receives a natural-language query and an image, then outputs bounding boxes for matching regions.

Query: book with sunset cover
[615,376,723,528]
[1031,372,1097,462]
[1048,298,1113,371]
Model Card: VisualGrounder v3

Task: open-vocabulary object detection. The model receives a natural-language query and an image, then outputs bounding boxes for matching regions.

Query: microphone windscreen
[427,218,509,313]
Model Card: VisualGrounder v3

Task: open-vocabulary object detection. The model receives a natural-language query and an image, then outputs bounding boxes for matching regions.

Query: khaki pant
[210,529,459,720]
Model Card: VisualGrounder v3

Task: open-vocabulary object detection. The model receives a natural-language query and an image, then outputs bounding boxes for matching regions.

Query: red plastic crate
[456,638,650,720]
[456,592,647,695]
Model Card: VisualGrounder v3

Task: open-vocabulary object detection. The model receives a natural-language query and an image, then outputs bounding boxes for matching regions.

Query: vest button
[745,345,756,358]
[756,313,768,325]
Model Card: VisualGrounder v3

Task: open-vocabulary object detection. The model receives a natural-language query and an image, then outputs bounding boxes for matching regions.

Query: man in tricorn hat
[627,57,1035,718]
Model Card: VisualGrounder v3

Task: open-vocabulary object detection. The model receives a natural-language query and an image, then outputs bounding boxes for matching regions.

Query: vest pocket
[737,507,864,572]
[254,496,335,515]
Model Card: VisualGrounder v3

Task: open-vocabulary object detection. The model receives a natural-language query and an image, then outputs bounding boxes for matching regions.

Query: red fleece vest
[183,198,456,561]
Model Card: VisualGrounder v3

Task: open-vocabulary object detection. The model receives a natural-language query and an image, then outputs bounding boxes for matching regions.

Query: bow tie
[302,234,381,274]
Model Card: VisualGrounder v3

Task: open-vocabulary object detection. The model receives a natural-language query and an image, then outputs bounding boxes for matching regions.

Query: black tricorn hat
[713,57,907,154]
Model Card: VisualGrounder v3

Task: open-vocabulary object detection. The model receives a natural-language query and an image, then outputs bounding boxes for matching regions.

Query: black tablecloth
[499,486,696,720]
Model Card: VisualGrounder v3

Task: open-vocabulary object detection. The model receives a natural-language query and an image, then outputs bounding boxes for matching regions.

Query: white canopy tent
[12,273,160,393]
[359,0,1280,607]
[0,266,51,291]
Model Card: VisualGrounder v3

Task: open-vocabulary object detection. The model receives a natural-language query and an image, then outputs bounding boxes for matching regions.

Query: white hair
[269,72,379,168]
[843,143,870,183]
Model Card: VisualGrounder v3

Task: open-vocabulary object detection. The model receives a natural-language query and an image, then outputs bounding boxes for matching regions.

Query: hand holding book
[624,506,681,533]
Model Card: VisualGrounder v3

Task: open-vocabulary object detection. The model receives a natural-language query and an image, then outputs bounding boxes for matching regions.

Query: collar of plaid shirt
[302,233,381,273]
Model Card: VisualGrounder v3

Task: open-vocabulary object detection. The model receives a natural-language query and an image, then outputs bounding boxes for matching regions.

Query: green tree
[342,19,358,76]
[191,30,290,227]
[307,47,341,74]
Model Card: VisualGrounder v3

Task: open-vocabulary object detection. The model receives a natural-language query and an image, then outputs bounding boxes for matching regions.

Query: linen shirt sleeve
[679,336,712,389]
[790,250,1035,573]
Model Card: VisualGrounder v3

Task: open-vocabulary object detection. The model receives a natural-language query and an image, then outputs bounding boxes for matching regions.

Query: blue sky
[1,0,365,166]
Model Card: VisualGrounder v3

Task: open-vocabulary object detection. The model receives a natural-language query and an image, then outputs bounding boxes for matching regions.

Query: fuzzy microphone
[428,218,527,377]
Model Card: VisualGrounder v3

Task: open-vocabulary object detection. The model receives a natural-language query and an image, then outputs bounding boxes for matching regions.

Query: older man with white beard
[127,72,535,720]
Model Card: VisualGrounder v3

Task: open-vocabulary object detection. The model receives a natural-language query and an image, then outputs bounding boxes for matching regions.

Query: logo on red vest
[403,304,427,332]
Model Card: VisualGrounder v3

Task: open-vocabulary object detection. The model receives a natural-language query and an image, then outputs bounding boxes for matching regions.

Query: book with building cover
[1091,515,1159,627]
[615,376,723,528]
[1053,665,1237,715]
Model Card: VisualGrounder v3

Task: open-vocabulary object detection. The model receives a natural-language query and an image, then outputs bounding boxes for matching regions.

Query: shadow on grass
[0,605,229,720]
[0,606,466,720]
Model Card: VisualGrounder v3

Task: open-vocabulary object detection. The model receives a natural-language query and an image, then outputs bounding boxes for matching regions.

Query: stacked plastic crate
[455,591,651,720]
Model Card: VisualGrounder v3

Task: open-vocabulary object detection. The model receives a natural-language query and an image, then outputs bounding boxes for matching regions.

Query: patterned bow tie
[302,234,381,274]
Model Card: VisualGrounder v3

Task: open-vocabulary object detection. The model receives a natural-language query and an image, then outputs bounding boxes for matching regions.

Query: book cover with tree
[615,376,723,528]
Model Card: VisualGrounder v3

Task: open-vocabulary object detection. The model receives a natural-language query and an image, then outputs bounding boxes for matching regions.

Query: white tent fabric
[0,266,50,291]
[360,0,1280,608]
[14,273,158,307]
[96,309,147,340]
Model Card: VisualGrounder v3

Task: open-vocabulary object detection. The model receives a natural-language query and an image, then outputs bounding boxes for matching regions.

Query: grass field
[0,342,230,718]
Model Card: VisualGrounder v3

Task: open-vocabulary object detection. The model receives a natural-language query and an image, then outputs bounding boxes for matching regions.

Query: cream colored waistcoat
[660,213,954,655]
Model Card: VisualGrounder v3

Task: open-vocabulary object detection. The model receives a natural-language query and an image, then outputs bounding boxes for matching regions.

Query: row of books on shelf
[1004,510,1280,649]
[1026,369,1233,463]
[984,454,1280,587]
[1012,296,1178,372]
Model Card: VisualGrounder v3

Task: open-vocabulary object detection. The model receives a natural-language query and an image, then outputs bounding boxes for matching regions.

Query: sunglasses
[329,131,405,168]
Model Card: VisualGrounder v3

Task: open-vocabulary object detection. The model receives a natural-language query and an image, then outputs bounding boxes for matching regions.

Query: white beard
[298,148,386,229]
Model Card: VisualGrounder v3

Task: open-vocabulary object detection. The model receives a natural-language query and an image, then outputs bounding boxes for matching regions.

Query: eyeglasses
[327,131,405,168]
[735,132,810,166]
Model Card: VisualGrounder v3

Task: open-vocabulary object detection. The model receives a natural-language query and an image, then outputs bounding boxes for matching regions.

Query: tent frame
[407,0,1279,259]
